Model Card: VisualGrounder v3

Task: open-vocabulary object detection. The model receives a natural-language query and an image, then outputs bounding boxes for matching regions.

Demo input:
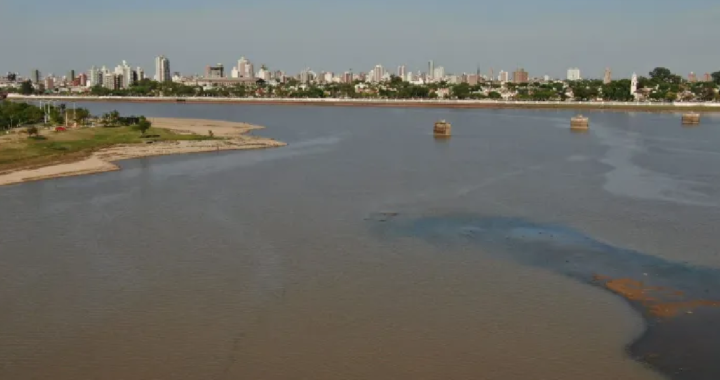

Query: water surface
[1,104,719,380]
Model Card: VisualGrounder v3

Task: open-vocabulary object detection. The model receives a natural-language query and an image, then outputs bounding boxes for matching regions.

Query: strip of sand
[0,117,285,186]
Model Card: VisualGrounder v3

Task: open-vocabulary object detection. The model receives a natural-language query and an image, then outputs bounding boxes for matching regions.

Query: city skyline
[2,0,719,77]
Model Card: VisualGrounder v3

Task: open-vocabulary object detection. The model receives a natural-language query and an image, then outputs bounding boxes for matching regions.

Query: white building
[231,67,240,78]
[631,73,638,99]
[115,61,134,88]
[237,57,249,78]
[155,55,171,82]
[137,67,145,81]
[567,68,581,81]
[103,72,117,90]
[88,66,99,87]
[498,70,509,83]
[433,66,445,81]
[372,65,384,83]
[300,68,311,84]
[246,63,255,79]
[397,65,406,79]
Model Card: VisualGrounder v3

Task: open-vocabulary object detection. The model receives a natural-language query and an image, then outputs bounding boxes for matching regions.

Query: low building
[193,77,260,88]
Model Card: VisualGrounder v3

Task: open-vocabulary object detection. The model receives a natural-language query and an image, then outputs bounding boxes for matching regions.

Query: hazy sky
[2,0,719,79]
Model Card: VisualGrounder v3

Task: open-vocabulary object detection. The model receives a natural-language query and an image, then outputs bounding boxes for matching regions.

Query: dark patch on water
[369,213,720,380]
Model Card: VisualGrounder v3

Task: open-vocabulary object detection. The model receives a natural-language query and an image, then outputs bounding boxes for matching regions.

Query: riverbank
[8,94,720,112]
[0,117,285,186]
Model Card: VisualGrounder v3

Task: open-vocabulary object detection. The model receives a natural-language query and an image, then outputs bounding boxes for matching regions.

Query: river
[1,103,719,380]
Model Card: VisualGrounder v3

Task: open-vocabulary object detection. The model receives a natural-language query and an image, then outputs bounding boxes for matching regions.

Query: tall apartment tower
[31,69,41,84]
[373,65,384,83]
[499,70,509,83]
[238,57,250,78]
[397,65,406,79]
[246,63,255,79]
[513,68,529,84]
[155,55,171,82]
[630,73,638,99]
[603,68,612,84]
[428,60,434,80]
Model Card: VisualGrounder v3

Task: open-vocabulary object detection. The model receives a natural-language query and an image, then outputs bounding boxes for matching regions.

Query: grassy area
[0,126,216,172]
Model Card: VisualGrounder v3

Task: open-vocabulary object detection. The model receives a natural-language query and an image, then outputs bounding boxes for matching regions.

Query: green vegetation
[136,116,152,135]
[0,100,92,130]
[0,125,214,172]
[0,104,214,172]
[19,81,34,95]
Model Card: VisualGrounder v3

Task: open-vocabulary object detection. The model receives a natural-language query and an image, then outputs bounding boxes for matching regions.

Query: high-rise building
[155,55,171,82]
[300,68,311,84]
[428,61,434,80]
[566,68,581,81]
[205,64,225,78]
[433,66,445,80]
[44,77,54,91]
[689,72,697,82]
[499,70,509,83]
[343,71,353,83]
[237,57,249,78]
[137,67,145,81]
[115,61,134,88]
[88,66,98,87]
[603,68,612,84]
[630,73,638,99]
[372,65,384,82]
[512,68,528,83]
[246,63,255,79]
[31,69,41,84]
[78,73,88,87]
[103,72,117,90]
[397,65,406,79]
[703,73,711,82]
[260,68,272,81]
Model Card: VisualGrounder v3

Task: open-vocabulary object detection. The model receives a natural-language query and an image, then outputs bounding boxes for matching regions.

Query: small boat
[433,120,451,137]
[570,115,589,130]
[681,112,700,125]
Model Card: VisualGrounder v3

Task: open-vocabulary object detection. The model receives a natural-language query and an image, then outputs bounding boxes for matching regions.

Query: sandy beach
[0,117,285,186]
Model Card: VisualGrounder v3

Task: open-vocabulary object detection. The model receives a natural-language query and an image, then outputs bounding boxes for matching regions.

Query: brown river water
[1,103,720,380]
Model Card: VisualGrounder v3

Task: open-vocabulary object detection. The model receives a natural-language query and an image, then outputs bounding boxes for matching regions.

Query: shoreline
[0,117,286,187]
[9,94,720,113]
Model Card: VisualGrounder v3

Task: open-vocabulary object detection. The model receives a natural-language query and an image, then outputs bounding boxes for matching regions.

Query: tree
[451,83,471,99]
[711,71,720,85]
[137,116,151,135]
[649,67,681,85]
[26,126,39,137]
[73,108,91,125]
[488,91,502,99]
[19,81,34,95]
